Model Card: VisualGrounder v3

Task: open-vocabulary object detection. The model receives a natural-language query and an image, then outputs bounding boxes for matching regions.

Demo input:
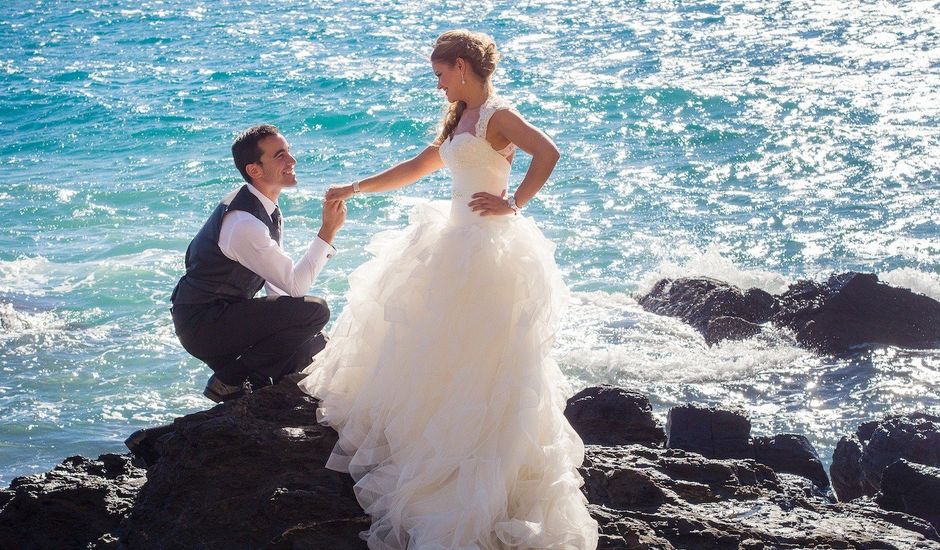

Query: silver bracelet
[352,180,361,194]
[507,195,521,215]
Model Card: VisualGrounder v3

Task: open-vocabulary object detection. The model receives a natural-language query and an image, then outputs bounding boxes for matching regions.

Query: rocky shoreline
[1,379,938,549]
[637,272,940,353]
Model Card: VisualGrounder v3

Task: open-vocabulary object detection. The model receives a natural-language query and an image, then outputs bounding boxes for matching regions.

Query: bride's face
[432,60,463,103]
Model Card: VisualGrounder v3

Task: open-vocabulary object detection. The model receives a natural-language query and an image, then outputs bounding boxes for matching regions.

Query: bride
[300,29,599,549]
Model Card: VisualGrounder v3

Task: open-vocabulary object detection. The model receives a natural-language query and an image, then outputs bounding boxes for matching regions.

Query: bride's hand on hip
[325,185,355,202]
[469,190,514,216]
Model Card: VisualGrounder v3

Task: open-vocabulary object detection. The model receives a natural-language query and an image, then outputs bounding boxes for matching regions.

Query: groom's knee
[300,296,330,330]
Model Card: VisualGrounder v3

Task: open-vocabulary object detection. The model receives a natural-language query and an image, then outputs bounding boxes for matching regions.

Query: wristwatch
[507,195,521,215]
[352,181,361,194]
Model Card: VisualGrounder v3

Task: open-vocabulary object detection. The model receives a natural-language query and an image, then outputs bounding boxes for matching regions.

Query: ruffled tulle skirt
[299,201,598,549]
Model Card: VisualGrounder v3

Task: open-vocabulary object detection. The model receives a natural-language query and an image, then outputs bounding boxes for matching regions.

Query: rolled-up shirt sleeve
[219,212,334,298]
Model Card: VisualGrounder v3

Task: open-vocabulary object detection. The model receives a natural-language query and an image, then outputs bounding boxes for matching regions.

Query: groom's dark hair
[232,124,281,183]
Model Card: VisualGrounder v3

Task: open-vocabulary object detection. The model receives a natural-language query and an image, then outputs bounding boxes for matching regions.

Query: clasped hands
[324,184,513,216]
[318,188,348,245]
[325,185,354,202]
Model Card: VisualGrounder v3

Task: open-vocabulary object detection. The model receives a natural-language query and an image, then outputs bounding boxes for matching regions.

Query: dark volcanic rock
[564,385,666,446]
[268,516,373,549]
[121,378,367,549]
[4,384,940,549]
[583,445,940,549]
[0,453,145,549]
[773,272,940,354]
[122,423,175,469]
[704,316,762,344]
[832,432,868,501]
[667,407,831,489]
[666,404,753,459]
[640,272,940,355]
[877,459,940,531]
[831,413,940,502]
[638,277,776,345]
[753,434,829,489]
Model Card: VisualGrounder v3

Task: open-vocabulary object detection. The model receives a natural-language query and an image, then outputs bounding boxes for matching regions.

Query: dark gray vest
[171,185,280,305]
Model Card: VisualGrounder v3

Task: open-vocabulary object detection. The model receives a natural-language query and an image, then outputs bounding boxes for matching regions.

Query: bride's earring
[461,73,466,85]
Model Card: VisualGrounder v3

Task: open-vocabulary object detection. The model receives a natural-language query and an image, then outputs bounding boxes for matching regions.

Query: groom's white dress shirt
[218,184,334,298]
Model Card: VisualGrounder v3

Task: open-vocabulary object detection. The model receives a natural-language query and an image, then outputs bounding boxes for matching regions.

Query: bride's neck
[462,87,489,110]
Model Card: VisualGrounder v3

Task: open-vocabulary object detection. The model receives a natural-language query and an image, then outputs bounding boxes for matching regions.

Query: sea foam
[555,290,809,387]
[880,267,940,302]
[639,245,791,295]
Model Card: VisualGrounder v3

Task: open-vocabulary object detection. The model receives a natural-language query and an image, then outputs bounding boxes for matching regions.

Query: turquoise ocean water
[2,0,939,483]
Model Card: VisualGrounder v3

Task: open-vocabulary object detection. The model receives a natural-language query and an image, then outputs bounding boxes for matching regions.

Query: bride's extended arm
[325,145,444,201]
[468,110,560,215]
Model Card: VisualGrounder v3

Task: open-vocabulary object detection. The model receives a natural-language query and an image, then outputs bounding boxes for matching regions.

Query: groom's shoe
[203,374,251,403]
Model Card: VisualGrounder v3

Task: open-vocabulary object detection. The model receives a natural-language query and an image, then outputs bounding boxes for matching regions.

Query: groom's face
[251,133,297,188]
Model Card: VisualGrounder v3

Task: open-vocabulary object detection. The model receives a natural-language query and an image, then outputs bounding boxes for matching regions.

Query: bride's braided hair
[431,30,501,145]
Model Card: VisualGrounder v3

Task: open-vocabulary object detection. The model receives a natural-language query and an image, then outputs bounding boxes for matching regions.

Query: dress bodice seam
[444,132,513,166]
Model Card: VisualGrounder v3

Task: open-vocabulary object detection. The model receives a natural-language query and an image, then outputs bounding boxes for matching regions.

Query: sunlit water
[2,0,939,483]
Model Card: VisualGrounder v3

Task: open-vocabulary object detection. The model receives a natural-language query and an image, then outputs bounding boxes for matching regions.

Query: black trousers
[171,295,330,386]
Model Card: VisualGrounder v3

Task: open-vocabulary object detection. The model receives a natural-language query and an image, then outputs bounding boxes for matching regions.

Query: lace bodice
[473,96,517,158]
[439,96,518,224]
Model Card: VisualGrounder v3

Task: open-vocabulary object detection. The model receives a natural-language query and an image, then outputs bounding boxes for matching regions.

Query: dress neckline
[448,95,505,140]
[444,95,514,162]
[443,132,514,165]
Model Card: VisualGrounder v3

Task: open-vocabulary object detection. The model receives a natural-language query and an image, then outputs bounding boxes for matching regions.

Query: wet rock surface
[666,404,753,459]
[2,381,938,549]
[666,404,831,490]
[877,459,940,532]
[585,445,938,549]
[565,385,666,446]
[774,272,940,353]
[638,272,940,353]
[637,277,776,345]
[753,433,829,489]
[121,378,366,549]
[875,458,940,530]
[0,454,145,549]
[831,413,940,532]
[831,412,940,501]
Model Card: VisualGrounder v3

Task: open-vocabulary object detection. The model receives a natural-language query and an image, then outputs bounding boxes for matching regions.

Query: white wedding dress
[300,96,599,549]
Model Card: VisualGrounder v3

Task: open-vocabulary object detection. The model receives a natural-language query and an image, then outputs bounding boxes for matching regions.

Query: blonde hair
[431,30,502,145]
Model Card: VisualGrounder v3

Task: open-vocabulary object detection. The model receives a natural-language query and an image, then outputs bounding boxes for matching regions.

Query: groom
[170,124,346,402]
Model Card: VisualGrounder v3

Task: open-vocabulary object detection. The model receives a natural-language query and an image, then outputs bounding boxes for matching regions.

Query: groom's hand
[318,199,346,245]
